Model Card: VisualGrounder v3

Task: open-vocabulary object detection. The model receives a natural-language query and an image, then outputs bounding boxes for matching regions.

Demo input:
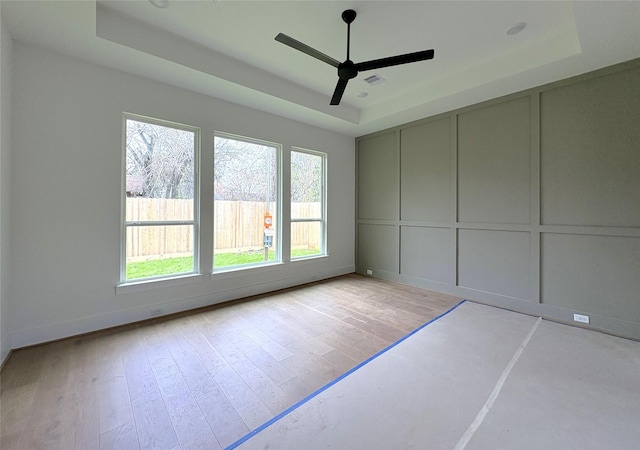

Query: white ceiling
[2,1,639,137]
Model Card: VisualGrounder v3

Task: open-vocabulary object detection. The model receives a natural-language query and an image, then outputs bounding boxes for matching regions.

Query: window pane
[125,224,194,280]
[291,151,322,219]
[125,119,194,221]
[291,221,322,258]
[214,135,279,269]
[291,149,325,259]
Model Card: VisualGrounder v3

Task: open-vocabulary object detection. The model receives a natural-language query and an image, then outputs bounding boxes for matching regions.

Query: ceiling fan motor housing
[338,61,358,80]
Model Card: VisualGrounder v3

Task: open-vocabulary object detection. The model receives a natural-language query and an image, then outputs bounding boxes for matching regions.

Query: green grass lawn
[126,248,321,280]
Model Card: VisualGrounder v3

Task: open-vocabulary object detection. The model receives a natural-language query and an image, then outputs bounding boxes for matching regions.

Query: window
[122,114,199,282]
[214,133,280,270]
[291,148,326,259]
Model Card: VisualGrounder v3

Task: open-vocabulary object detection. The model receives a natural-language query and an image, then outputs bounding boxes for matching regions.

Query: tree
[126,120,194,199]
[214,136,277,202]
[291,151,322,203]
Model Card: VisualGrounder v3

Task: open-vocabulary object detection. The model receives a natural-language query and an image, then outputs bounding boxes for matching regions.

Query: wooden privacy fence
[126,199,321,258]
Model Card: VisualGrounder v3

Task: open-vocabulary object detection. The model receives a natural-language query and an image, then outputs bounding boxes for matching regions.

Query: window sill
[116,273,204,295]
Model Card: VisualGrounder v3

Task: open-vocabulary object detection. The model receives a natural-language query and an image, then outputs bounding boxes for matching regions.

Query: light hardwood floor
[0,274,461,450]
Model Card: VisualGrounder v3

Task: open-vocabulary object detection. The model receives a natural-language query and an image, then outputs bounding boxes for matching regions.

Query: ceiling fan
[275,9,435,106]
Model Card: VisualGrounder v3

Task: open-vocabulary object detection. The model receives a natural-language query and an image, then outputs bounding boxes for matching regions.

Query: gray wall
[0,10,13,363]
[356,59,640,340]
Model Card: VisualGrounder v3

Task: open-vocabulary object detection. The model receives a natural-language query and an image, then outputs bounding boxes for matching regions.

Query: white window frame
[119,113,201,285]
[213,131,282,272]
[290,147,327,259]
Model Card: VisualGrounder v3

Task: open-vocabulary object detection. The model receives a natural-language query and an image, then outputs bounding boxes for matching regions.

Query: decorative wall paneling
[356,59,640,339]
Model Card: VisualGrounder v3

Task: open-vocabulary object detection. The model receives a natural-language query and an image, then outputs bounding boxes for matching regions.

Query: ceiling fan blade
[275,33,340,68]
[330,78,349,105]
[354,49,434,72]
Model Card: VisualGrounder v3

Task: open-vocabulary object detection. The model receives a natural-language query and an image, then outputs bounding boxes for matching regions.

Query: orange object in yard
[264,213,273,229]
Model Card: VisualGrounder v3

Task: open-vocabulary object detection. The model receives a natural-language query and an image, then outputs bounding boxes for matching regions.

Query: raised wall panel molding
[356,59,640,339]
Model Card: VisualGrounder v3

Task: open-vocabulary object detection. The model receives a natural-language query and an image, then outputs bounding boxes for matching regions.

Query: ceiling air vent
[363,74,386,86]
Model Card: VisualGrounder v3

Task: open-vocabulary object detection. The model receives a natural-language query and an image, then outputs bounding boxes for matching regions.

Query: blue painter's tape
[225,299,468,450]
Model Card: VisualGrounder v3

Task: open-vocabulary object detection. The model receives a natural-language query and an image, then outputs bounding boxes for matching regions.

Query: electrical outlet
[151,308,163,317]
[366,269,373,275]
[573,313,590,324]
